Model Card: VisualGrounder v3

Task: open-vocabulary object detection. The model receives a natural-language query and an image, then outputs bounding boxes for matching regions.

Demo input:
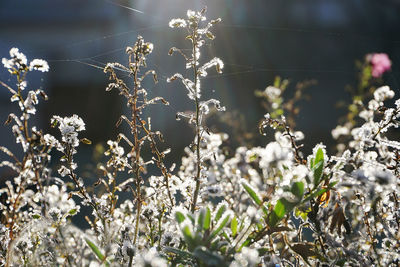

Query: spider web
[40,0,400,82]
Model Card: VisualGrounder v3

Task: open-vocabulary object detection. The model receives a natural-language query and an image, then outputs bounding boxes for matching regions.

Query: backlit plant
[0,8,399,267]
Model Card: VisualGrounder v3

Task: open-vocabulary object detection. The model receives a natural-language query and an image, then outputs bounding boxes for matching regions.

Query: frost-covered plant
[255,76,314,129]
[93,35,174,265]
[327,86,400,265]
[335,53,393,145]
[0,49,84,266]
[1,8,400,267]
[168,7,225,212]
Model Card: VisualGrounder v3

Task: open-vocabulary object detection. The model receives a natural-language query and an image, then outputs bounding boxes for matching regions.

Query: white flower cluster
[29,59,49,72]
[2,47,49,72]
[373,85,394,102]
[104,140,130,171]
[2,48,27,70]
[264,85,281,100]
[169,18,187,28]
[51,115,85,148]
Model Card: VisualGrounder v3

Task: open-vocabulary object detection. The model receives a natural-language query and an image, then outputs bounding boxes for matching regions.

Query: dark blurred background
[1,0,400,180]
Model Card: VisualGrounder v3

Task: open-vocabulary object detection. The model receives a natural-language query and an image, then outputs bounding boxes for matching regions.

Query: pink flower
[367,53,391,78]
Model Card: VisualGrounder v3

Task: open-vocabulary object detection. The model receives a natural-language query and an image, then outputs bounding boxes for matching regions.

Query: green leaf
[197,209,205,231]
[181,225,194,249]
[203,207,211,230]
[336,258,346,267]
[231,216,238,237]
[208,214,231,241]
[175,211,185,224]
[312,148,325,186]
[248,154,258,162]
[221,231,231,242]
[273,76,281,88]
[164,246,193,260]
[269,200,286,227]
[301,181,338,204]
[241,181,262,205]
[215,204,226,222]
[302,188,329,204]
[275,108,284,116]
[328,181,338,188]
[193,246,227,267]
[241,181,269,215]
[257,247,270,256]
[294,207,309,221]
[315,147,324,165]
[269,198,297,227]
[182,225,193,240]
[309,156,314,169]
[291,182,304,199]
[85,238,110,267]
[68,208,78,215]
[187,214,195,224]
[239,238,251,250]
[32,214,41,219]
[313,161,324,186]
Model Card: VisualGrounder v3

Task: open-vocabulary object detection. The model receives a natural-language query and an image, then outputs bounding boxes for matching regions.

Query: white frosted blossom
[169,18,187,28]
[43,134,61,149]
[2,57,13,69]
[51,115,85,148]
[9,48,27,63]
[253,141,293,170]
[373,86,394,102]
[265,86,281,99]
[104,140,129,171]
[2,48,49,74]
[187,9,206,22]
[19,81,27,90]
[2,48,27,70]
[331,125,349,139]
[29,59,49,72]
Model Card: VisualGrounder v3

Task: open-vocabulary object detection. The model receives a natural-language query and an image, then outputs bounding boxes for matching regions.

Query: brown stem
[131,58,142,245]
[140,122,174,207]
[6,71,47,265]
[191,27,202,213]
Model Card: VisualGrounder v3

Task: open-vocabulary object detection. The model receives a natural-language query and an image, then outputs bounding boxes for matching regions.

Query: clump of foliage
[0,8,399,267]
